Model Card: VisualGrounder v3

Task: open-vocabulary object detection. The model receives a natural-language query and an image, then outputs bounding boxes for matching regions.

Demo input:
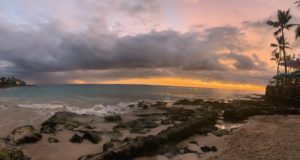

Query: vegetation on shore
[0,77,26,88]
[267,1,300,75]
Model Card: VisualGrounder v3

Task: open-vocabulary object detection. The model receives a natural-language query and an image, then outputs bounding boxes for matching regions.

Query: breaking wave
[16,102,135,116]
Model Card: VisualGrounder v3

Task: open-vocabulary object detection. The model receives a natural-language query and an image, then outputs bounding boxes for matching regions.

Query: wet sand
[0,106,49,137]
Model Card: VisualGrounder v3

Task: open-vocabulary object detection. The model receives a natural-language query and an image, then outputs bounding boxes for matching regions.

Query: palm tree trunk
[277,62,279,75]
[281,28,288,74]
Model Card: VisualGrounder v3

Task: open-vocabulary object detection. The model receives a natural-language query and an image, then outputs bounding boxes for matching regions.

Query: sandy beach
[210,115,300,160]
[138,115,300,160]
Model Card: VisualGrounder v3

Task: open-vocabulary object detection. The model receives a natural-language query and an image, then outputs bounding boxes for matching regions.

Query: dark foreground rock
[70,133,84,143]
[200,146,218,152]
[83,132,101,144]
[174,99,204,105]
[104,115,122,122]
[138,101,151,109]
[8,125,42,145]
[223,101,300,122]
[114,118,159,134]
[41,112,79,133]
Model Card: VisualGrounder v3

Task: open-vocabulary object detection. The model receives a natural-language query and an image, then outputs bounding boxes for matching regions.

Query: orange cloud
[101,77,265,91]
[68,79,87,84]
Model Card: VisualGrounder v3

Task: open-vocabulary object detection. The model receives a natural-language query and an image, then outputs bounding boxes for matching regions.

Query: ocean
[0,84,263,114]
[0,84,262,136]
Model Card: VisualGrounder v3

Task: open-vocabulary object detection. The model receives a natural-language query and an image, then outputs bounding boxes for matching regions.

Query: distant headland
[0,77,26,88]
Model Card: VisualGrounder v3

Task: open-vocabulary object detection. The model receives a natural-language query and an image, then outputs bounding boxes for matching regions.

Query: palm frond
[295,1,300,7]
[271,43,278,47]
[266,20,280,27]
[286,24,297,30]
[274,28,282,36]
[285,46,292,49]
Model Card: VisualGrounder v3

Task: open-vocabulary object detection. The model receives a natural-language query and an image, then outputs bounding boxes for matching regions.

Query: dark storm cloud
[0,17,268,84]
[0,22,256,71]
[220,53,267,70]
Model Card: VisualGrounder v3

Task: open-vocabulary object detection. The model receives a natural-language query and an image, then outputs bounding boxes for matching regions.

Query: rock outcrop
[79,111,218,160]
[8,125,42,145]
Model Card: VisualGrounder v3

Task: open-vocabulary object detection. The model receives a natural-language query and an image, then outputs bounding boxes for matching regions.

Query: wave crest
[16,102,134,116]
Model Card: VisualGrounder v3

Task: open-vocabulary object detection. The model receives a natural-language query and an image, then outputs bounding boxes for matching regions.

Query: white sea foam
[17,103,66,110]
[16,102,135,116]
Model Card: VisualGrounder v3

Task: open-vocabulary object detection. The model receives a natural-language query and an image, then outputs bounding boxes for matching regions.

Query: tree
[270,48,281,75]
[294,1,300,39]
[270,36,291,75]
[267,9,295,74]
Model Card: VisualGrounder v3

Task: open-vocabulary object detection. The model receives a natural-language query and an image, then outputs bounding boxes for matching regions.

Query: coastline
[0,96,299,160]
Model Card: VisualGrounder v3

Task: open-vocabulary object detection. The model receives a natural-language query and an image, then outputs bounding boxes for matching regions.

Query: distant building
[268,59,300,87]
[268,71,300,86]
[266,65,300,104]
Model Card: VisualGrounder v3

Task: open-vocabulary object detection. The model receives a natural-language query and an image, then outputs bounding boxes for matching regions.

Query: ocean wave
[17,103,66,110]
[16,102,135,116]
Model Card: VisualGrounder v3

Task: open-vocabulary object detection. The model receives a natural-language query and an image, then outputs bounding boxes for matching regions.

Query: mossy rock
[9,125,42,145]
[114,119,158,134]
[41,112,78,133]
[64,121,81,130]
[0,148,30,160]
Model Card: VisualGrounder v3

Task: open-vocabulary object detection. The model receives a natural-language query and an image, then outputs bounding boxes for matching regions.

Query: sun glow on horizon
[97,77,265,91]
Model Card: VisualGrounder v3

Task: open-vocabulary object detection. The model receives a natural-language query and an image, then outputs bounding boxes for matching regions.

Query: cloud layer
[2,0,295,86]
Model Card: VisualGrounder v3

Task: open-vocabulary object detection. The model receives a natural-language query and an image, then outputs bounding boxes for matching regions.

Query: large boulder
[83,132,101,144]
[70,133,83,143]
[41,112,78,133]
[8,125,42,145]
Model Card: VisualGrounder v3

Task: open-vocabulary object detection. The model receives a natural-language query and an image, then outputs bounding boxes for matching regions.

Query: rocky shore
[0,95,300,160]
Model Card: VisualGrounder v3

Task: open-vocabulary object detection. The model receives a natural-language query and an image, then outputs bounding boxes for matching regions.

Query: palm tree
[267,9,295,74]
[270,48,281,75]
[270,36,291,75]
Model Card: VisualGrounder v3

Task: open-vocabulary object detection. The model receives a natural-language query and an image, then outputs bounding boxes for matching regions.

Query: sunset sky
[1,0,300,91]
